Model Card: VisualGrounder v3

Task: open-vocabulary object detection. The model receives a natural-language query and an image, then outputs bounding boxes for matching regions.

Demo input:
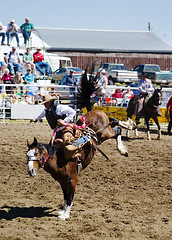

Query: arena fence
[0,84,172,124]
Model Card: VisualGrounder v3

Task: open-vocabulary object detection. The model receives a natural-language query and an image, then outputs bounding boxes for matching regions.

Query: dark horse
[127,88,162,140]
[27,109,129,220]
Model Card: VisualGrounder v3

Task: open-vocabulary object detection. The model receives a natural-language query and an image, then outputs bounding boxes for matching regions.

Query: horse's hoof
[124,152,128,157]
[58,213,69,220]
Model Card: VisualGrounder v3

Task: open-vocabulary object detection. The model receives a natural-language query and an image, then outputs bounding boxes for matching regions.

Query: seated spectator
[23,68,34,84]
[111,88,123,106]
[12,72,23,84]
[122,87,134,100]
[4,47,21,75]
[23,47,36,76]
[0,21,6,45]
[20,18,35,46]
[0,51,7,74]
[33,47,50,76]
[24,91,34,104]
[34,86,47,104]
[6,20,20,47]
[1,68,12,94]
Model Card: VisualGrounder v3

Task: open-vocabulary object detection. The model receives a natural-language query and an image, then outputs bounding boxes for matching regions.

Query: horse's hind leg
[154,117,161,140]
[113,126,128,157]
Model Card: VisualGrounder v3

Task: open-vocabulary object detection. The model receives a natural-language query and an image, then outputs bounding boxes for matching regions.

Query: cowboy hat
[39,94,59,104]
[141,72,148,78]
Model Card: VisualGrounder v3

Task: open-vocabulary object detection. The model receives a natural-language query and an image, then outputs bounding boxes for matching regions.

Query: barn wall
[53,52,172,71]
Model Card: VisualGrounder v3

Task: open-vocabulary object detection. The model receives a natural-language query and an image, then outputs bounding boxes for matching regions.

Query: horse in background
[127,88,162,140]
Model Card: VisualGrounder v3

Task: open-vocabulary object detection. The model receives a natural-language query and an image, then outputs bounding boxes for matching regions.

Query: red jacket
[167,96,172,111]
[33,52,44,63]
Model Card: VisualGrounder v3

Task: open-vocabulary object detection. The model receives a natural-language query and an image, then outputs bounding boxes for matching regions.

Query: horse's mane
[76,61,98,111]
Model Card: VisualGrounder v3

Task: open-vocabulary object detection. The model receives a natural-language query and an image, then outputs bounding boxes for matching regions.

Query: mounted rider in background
[135,72,154,124]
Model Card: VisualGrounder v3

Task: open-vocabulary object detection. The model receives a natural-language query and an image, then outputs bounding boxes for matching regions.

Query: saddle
[61,125,97,160]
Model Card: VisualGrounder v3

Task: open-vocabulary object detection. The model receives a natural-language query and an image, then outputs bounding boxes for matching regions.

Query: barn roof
[35,27,172,53]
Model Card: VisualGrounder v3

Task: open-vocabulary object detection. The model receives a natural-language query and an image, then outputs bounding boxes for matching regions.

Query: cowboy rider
[30,94,76,131]
[136,72,154,124]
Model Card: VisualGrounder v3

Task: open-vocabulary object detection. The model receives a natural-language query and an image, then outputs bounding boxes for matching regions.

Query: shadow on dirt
[0,206,58,220]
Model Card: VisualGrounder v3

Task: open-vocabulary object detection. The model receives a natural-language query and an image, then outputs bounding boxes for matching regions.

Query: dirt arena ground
[0,122,171,240]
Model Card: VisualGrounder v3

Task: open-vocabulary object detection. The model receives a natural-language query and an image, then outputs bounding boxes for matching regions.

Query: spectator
[12,72,23,84]
[0,21,6,45]
[166,96,172,135]
[23,47,36,76]
[23,68,34,84]
[20,18,35,46]
[12,72,23,96]
[0,51,7,74]
[25,91,34,105]
[111,88,123,106]
[33,47,50,76]
[1,68,12,94]
[66,70,77,86]
[96,70,108,106]
[6,20,20,47]
[122,87,134,100]
[4,47,21,75]
[34,86,47,104]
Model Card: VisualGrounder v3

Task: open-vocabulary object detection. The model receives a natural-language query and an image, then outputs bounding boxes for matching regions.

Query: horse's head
[27,137,48,176]
[153,88,162,106]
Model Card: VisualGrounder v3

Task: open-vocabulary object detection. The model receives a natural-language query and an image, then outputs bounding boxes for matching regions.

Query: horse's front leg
[58,189,74,220]
[145,118,151,140]
[154,117,161,140]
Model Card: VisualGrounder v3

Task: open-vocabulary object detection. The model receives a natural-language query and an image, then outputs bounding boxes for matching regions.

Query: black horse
[127,88,162,140]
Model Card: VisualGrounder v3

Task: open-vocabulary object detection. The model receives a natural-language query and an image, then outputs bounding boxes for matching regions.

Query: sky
[1,0,172,45]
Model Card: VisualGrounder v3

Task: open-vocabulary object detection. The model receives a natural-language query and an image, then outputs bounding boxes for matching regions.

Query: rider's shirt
[36,101,76,129]
[138,78,154,95]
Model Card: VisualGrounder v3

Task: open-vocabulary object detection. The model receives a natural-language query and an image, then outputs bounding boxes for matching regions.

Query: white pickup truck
[97,63,138,84]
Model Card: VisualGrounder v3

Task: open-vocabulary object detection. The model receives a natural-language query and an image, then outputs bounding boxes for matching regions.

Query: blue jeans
[6,32,19,44]
[8,62,21,74]
[22,30,31,44]
[35,62,49,75]
[0,32,5,44]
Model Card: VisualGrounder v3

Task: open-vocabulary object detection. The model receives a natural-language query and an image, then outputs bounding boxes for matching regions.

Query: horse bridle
[27,147,49,167]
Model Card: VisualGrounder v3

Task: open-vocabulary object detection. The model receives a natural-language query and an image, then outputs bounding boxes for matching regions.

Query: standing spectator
[66,70,77,86]
[1,68,12,93]
[20,18,35,46]
[33,47,50,76]
[23,68,34,84]
[166,96,172,135]
[0,21,5,45]
[4,47,21,75]
[23,47,36,76]
[96,70,108,105]
[6,20,20,47]
[0,51,7,74]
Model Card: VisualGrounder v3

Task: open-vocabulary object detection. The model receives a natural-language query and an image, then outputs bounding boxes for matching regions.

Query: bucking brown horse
[27,109,129,220]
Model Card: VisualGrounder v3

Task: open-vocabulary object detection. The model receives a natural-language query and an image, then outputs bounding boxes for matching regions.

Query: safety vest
[45,101,66,129]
